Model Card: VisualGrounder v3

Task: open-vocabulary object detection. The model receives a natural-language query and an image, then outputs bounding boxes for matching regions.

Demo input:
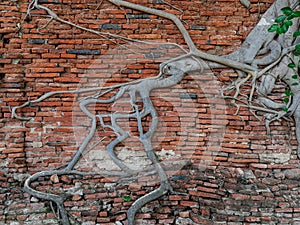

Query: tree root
[24,168,135,224]
[13,0,300,224]
[127,180,173,225]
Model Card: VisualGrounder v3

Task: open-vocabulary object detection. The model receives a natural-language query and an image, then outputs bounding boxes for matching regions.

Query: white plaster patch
[260,152,291,164]
[82,148,151,170]
[156,148,178,160]
[32,142,43,148]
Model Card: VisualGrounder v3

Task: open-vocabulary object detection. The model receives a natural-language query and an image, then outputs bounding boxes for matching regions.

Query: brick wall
[1,0,300,224]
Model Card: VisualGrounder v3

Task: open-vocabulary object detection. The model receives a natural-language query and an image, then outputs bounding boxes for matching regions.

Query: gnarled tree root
[15,0,300,224]
[127,181,173,225]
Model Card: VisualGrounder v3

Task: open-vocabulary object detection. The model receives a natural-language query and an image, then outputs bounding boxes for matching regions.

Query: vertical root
[24,170,71,225]
[127,181,172,225]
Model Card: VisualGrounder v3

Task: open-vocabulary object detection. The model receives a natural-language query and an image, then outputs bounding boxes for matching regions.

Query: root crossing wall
[1,0,300,224]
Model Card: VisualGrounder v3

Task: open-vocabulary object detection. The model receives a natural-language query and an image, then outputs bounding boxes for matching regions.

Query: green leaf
[285,89,294,96]
[292,11,300,17]
[288,63,296,68]
[285,89,290,95]
[292,45,300,56]
[292,82,299,86]
[287,11,300,19]
[292,74,298,79]
[122,196,132,202]
[280,23,289,33]
[284,20,293,26]
[293,31,300,37]
[275,15,286,23]
[282,106,288,112]
[281,7,293,16]
[283,98,289,103]
[268,24,279,32]
[276,27,283,34]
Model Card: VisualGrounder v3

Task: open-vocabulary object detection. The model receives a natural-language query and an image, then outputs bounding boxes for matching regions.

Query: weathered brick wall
[1,0,300,224]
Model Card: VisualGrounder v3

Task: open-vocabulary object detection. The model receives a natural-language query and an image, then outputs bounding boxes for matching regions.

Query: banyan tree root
[12,0,300,224]
[19,55,203,224]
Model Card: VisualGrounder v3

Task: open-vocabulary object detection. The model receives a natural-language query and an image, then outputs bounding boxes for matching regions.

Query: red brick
[86,193,108,199]
[0,1,297,224]
[180,201,198,208]
[42,53,61,59]
[275,208,293,213]
[246,217,261,222]
[7,153,25,158]
[231,193,250,200]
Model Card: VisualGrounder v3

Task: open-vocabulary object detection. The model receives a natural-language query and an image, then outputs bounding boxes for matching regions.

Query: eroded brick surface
[1,0,300,224]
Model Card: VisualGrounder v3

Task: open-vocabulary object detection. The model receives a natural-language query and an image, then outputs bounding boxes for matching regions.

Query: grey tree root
[11,0,300,224]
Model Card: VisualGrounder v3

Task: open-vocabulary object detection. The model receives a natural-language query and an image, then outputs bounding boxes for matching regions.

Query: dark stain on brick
[191,25,206,31]
[100,24,121,30]
[127,14,150,19]
[38,0,60,4]
[28,39,48,44]
[179,93,198,99]
[66,49,100,55]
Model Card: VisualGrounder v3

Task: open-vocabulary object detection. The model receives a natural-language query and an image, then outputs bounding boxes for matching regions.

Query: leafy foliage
[268,7,300,34]
[122,196,132,202]
[269,6,300,110]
